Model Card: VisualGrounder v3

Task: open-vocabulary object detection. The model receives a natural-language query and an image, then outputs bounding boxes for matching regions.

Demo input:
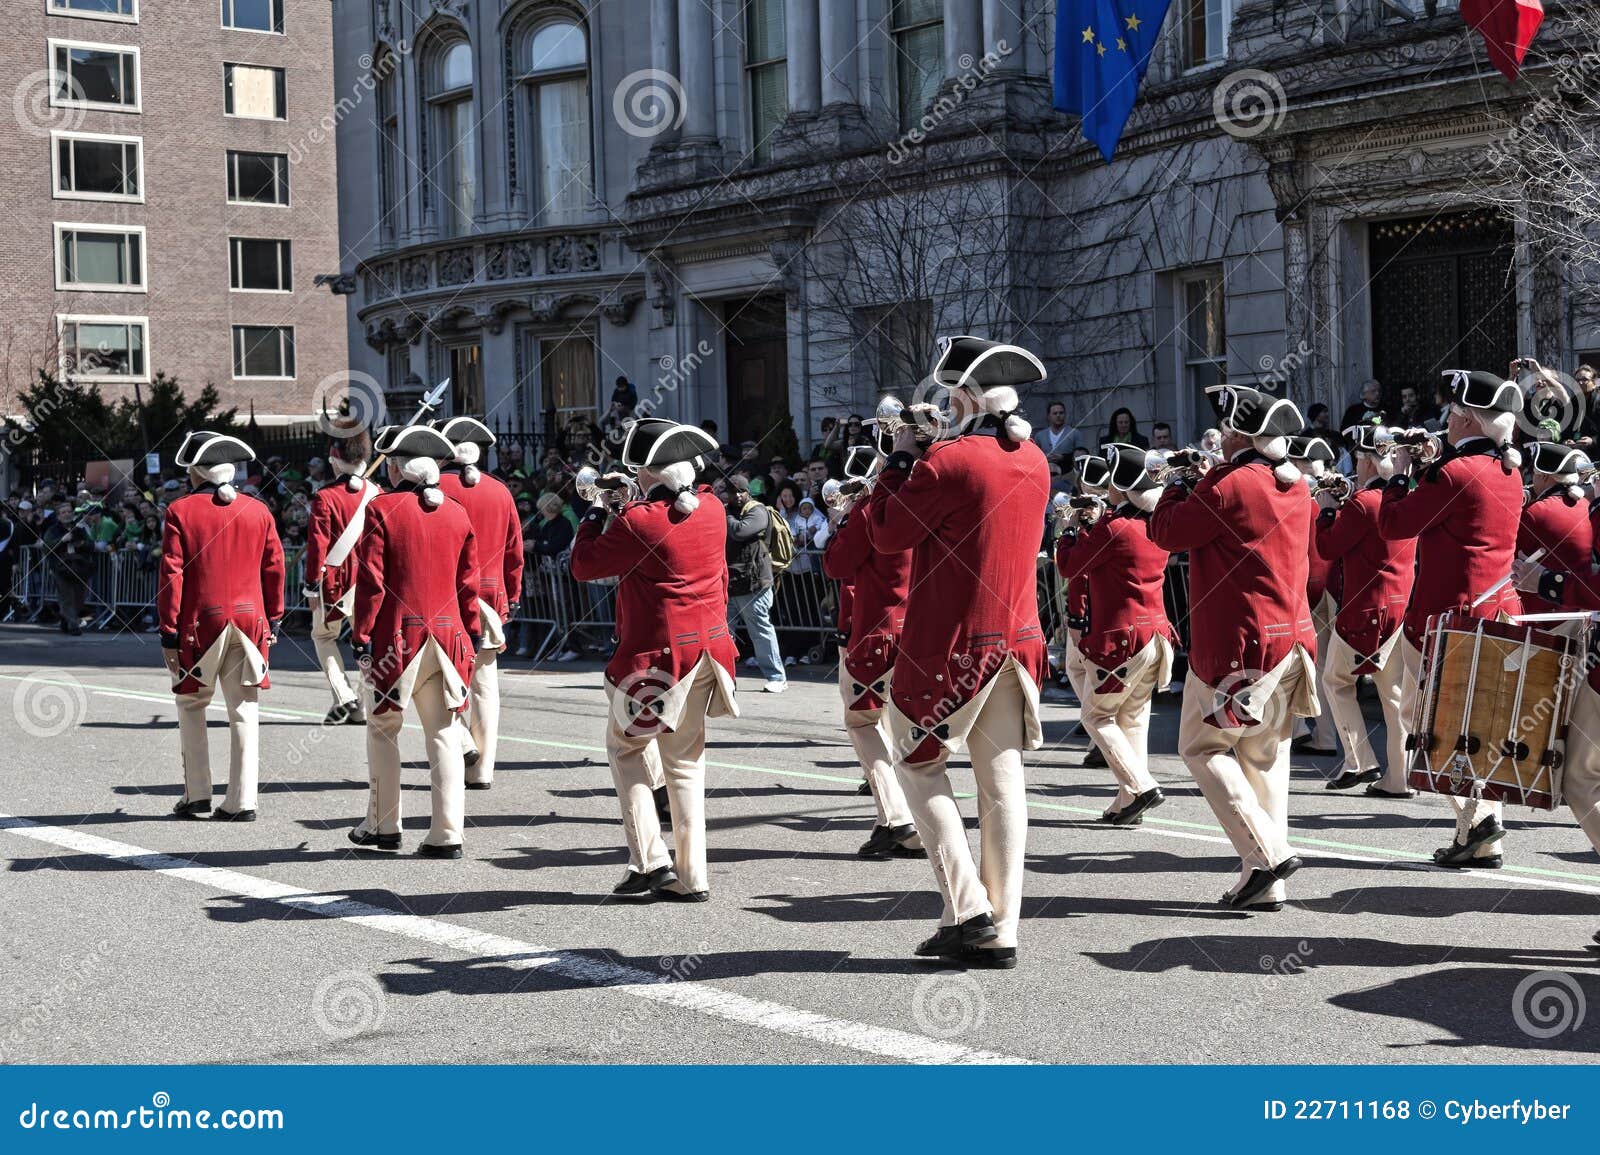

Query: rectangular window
[892,0,944,131]
[49,0,138,21]
[1182,272,1227,431]
[541,335,596,425]
[1183,0,1230,67]
[60,315,148,382]
[51,40,140,111]
[233,325,295,378]
[226,149,290,205]
[54,132,143,201]
[221,0,284,33]
[56,224,145,291]
[224,62,286,118]
[229,238,292,292]
[744,0,787,164]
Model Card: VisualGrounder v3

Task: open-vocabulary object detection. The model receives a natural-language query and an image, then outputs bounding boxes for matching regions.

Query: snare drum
[1406,613,1580,811]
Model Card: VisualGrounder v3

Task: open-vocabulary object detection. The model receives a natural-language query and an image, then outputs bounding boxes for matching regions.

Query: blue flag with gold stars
[1053,0,1174,162]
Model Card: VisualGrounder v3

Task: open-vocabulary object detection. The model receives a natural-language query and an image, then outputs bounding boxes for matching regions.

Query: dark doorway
[1369,210,1516,402]
[723,295,789,448]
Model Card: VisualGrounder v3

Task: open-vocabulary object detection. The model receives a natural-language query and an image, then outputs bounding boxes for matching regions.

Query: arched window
[518,16,591,224]
[375,52,403,242]
[426,38,476,236]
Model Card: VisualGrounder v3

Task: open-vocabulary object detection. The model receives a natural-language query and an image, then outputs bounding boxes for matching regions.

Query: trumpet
[1052,491,1106,526]
[875,395,945,446]
[575,465,635,505]
[1143,428,1223,484]
[821,477,871,511]
[1374,426,1443,466]
[1310,471,1355,505]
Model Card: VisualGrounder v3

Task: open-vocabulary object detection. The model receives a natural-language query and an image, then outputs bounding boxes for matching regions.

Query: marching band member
[1149,386,1316,910]
[1060,455,1111,771]
[435,417,525,791]
[1379,371,1525,869]
[570,418,737,902]
[302,426,378,725]
[822,443,923,859]
[160,431,285,821]
[349,425,481,858]
[1515,442,1593,620]
[1313,424,1416,796]
[1288,436,1341,758]
[1054,444,1173,825]
[867,337,1051,969]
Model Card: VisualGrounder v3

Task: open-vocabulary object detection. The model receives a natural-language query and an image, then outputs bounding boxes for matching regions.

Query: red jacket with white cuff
[1054,505,1174,691]
[823,485,911,711]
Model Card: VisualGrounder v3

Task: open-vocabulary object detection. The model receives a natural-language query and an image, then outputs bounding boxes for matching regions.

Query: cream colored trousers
[462,603,504,784]
[309,596,358,708]
[364,646,466,848]
[893,666,1028,949]
[1555,679,1600,855]
[839,664,914,828]
[1297,595,1339,749]
[1398,638,1502,857]
[1177,659,1307,904]
[605,661,715,894]
[1323,631,1407,790]
[175,633,259,813]
[1081,635,1164,809]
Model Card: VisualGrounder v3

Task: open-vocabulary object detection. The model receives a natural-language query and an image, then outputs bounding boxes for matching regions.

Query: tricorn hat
[374,424,456,460]
[930,336,1047,393]
[434,415,496,448]
[1527,441,1590,476]
[1285,435,1335,466]
[1103,443,1159,493]
[1208,386,1303,440]
[1443,369,1522,414]
[1343,421,1387,454]
[174,431,255,468]
[1076,454,1111,492]
[618,418,718,472]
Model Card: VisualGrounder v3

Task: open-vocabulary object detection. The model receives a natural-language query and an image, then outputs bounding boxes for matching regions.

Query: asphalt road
[2,623,1597,1064]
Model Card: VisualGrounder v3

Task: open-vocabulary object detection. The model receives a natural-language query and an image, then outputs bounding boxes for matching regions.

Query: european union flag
[1053,0,1175,162]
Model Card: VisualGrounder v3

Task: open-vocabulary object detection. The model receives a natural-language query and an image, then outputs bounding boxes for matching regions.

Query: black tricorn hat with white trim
[1208,385,1303,439]
[1443,369,1523,414]
[930,335,1047,392]
[619,418,718,472]
[1343,421,1386,453]
[1103,443,1159,493]
[434,416,496,448]
[1076,454,1111,492]
[374,424,455,460]
[174,431,255,468]
[1527,441,1590,476]
[1285,435,1335,465]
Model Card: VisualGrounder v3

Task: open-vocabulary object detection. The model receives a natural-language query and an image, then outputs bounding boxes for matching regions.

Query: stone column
[678,0,717,143]
[944,0,982,76]
[819,0,856,109]
[787,0,821,118]
[982,0,1023,66]
[651,0,680,145]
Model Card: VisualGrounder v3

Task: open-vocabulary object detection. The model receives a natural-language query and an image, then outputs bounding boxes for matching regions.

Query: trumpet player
[1287,436,1341,760]
[1514,443,1594,620]
[1150,386,1317,911]
[1055,444,1174,825]
[1378,370,1526,869]
[1313,423,1417,796]
[1057,455,1111,771]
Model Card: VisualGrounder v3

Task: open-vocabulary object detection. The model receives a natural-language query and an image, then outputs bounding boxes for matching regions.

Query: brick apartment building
[0,0,346,424]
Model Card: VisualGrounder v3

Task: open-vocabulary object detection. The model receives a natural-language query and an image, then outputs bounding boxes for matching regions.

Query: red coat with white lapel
[1315,482,1415,669]
[303,477,377,620]
[864,427,1050,743]
[1150,452,1316,689]
[569,485,737,702]
[436,467,525,622]
[1377,439,1523,647]
[351,485,481,713]
[158,487,286,695]
[1054,504,1173,686]
[823,485,911,711]
[1516,486,1593,617]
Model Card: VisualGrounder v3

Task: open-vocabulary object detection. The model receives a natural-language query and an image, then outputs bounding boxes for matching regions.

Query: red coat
[1516,487,1593,617]
[436,467,524,622]
[865,428,1050,744]
[1378,439,1523,647]
[1065,572,1090,631]
[1055,505,1173,686]
[352,485,480,713]
[303,477,377,620]
[1315,482,1416,669]
[1302,494,1339,609]
[1150,453,1316,690]
[569,485,737,705]
[158,487,285,695]
[823,485,911,710]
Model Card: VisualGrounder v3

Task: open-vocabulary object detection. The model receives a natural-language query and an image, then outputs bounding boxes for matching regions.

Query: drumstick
[1472,548,1544,610]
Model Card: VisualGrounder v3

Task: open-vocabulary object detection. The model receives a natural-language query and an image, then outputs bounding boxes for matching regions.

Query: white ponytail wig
[399,456,444,508]
[452,440,482,486]
[190,462,238,504]
[1125,485,1161,513]
[979,385,1032,443]
[1253,435,1300,484]
[641,461,700,514]
[1477,409,1522,470]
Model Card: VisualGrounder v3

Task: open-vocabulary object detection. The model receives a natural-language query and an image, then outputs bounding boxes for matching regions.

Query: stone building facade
[332,0,1589,452]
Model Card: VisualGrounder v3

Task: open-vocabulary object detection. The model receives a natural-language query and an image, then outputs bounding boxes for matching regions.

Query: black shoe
[949,945,1019,970]
[651,883,711,902]
[1463,814,1507,851]
[323,702,352,726]
[1106,787,1165,827]
[416,842,463,860]
[463,749,481,770]
[465,781,492,791]
[1292,735,1337,755]
[653,785,671,823]
[857,823,924,860]
[344,703,365,725]
[613,864,676,896]
[1326,768,1382,791]
[1229,855,1302,909]
[1364,785,1416,799]
[212,806,256,822]
[914,912,998,957]
[856,780,873,796]
[1081,746,1108,769]
[172,798,211,819]
[348,827,401,851]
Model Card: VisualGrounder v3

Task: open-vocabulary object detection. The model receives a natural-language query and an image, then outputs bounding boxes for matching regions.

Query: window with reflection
[520,18,591,224]
[427,40,476,236]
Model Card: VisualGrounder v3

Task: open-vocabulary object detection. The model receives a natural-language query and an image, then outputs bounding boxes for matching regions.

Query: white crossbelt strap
[323,481,378,571]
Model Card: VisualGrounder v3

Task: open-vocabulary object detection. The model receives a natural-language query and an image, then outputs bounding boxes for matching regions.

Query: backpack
[766,505,795,574]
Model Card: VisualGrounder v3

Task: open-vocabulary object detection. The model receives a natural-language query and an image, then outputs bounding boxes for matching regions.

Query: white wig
[1476,409,1523,470]
[978,384,1032,443]
[399,456,444,508]
[452,440,482,486]
[189,462,238,504]
[1252,436,1300,484]
[641,461,699,514]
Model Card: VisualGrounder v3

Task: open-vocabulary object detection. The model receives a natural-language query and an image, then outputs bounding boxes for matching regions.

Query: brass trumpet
[821,477,870,511]
[575,465,635,504]
[875,395,945,446]
[1143,428,1223,484]
[1374,426,1443,465]
[1052,491,1106,526]
[1310,471,1355,505]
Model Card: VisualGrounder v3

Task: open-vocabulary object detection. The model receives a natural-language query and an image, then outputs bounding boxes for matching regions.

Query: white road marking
[89,688,295,721]
[0,813,1028,1066]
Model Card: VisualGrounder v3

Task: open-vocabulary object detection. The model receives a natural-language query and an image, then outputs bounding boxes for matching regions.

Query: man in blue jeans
[716,476,786,693]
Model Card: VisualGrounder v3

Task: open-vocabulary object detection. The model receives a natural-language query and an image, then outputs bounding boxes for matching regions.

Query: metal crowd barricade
[769,549,839,665]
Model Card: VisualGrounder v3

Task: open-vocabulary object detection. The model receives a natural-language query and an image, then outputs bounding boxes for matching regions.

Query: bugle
[1374,426,1443,465]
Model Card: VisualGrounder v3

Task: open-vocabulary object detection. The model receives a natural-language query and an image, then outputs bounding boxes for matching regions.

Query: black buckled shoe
[1106,787,1166,827]
[1229,855,1303,909]
[857,823,924,860]
[416,842,463,860]
[172,798,211,819]
[348,827,401,851]
[915,912,998,957]
[1325,768,1382,791]
[1463,814,1507,850]
[613,864,676,896]
[653,785,671,823]
[1081,746,1108,770]
[1364,784,1416,799]
[212,806,256,822]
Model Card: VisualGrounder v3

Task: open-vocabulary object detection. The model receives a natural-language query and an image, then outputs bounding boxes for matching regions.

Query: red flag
[1460,0,1545,82]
